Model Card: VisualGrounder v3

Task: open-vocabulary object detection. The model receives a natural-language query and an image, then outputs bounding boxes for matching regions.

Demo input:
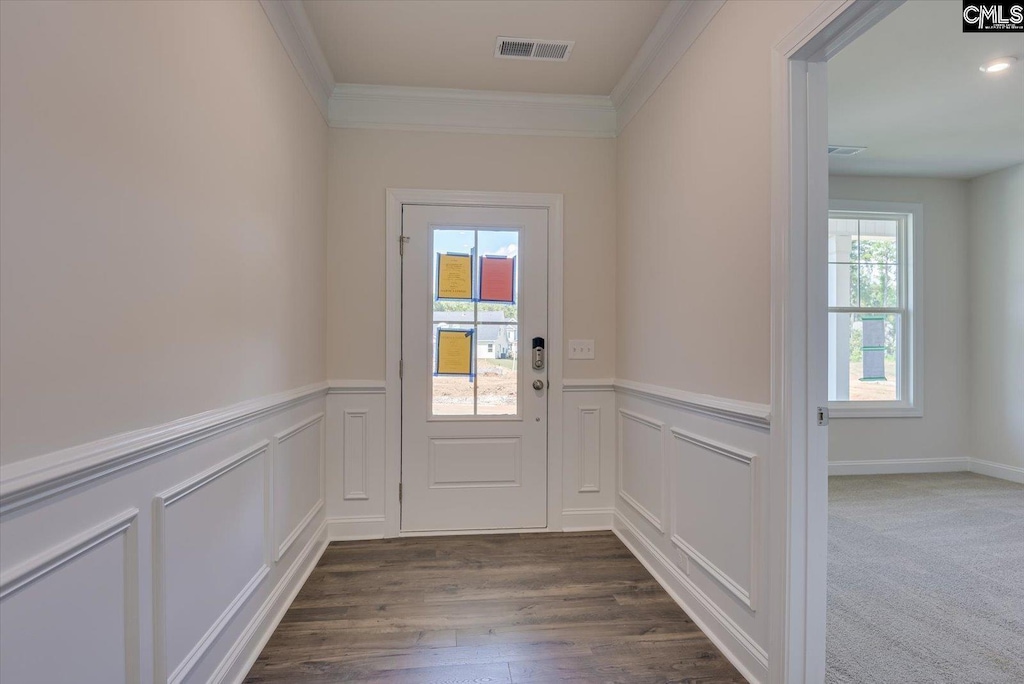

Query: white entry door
[401,205,548,532]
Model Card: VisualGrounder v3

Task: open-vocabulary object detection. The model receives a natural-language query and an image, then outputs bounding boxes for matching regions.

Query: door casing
[768,1,903,681]
[384,189,564,538]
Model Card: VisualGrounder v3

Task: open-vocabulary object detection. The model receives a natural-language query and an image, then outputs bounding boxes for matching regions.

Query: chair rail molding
[0,382,329,515]
[562,378,616,392]
[614,379,771,430]
[327,380,387,395]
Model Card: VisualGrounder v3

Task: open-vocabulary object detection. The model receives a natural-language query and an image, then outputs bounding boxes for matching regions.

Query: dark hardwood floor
[244,531,745,683]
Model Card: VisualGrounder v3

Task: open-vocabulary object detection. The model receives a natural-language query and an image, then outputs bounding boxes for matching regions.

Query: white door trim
[768,1,903,682]
[385,189,564,538]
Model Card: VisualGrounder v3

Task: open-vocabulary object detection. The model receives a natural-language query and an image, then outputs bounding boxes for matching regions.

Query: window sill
[828,403,923,419]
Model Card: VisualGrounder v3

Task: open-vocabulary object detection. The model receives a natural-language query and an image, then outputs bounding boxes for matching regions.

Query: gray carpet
[827,473,1024,684]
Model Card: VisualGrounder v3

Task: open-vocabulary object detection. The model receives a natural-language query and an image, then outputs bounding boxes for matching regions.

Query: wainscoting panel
[670,428,758,610]
[617,409,665,533]
[613,381,771,683]
[342,411,369,500]
[561,382,616,530]
[325,384,387,539]
[0,385,327,684]
[0,510,139,684]
[154,443,269,683]
[274,413,325,561]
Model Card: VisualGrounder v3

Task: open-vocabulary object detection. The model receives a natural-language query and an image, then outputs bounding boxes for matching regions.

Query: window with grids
[828,202,921,414]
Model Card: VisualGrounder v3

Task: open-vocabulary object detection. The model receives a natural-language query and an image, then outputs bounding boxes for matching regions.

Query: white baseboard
[828,457,970,476]
[612,511,765,684]
[970,458,1024,484]
[215,518,328,684]
[560,507,614,531]
[327,515,387,541]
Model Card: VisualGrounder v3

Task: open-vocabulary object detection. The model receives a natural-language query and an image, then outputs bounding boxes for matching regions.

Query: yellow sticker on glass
[436,329,473,375]
[437,253,473,300]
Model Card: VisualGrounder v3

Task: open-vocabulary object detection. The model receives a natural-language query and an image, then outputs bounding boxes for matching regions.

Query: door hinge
[399,235,410,256]
[398,482,403,502]
[399,358,404,379]
[817,406,829,426]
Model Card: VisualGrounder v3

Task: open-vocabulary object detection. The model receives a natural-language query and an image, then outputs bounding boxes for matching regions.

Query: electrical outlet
[568,339,595,360]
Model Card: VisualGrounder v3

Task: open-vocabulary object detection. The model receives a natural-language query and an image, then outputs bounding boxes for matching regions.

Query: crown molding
[259,0,334,122]
[611,0,726,135]
[328,84,617,138]
[261,0,721,138]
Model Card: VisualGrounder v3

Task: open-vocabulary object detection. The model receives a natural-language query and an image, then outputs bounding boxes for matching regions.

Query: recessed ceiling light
[980,57,1017,73]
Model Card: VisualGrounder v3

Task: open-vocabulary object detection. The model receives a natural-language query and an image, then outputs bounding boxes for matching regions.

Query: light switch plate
[568,339,595,360]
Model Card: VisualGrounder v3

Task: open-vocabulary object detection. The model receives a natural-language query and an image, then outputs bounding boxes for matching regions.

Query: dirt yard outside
[432,358,519,415]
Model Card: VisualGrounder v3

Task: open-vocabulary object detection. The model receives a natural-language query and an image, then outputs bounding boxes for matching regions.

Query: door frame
[768,1,903,681]
[385,189,564,538]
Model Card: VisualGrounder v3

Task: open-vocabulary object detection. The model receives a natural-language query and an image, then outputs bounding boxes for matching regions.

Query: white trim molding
[211,519,328,684]
[576,406,602,493]
[327,380,386,395]
[829,457,969,476]
[0,508,139,600]
[611,0,726,134]
[670,428,759,611]
[0,508,141,682]
[769,3,905,682]
[562,378,616,392]
[273,413,326,562]
[614,511,767,683]
[260,0,725,139]
[617,409,666,533]
[327,515,388,541]
[560,507,615,532]
[258,0,334,121]
[970,458,1024,484]
[615,379,771,430]
[0,381,327,515]
[330,84,617,138]
[152,441,271,684]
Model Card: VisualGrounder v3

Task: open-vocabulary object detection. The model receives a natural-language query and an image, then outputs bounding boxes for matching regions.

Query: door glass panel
[431,228,519,417]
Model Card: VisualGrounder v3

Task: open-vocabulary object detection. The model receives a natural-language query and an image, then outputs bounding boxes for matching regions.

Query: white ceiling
[302,0,668,96]
[828,0,1024,179]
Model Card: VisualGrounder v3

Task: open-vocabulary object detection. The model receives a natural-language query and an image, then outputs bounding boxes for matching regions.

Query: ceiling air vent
[495,37,574,62]
[828,145,867,156]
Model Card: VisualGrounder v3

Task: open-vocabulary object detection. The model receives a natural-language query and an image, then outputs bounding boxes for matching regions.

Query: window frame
[827,199,923,418]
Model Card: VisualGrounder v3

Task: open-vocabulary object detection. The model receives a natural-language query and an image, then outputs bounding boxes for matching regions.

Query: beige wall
[615,0,818,404]
[0,1,328,465]
[968,164,1024,470]
[326,128,616,380]
[827,176,971,464]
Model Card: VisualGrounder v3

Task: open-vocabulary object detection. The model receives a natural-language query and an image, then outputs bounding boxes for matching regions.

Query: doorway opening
[384,190,565,538]
[772,1,1023,681]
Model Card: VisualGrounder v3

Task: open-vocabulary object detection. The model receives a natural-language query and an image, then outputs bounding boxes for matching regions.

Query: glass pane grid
[828,213,909,404]
[431,228,520,418]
